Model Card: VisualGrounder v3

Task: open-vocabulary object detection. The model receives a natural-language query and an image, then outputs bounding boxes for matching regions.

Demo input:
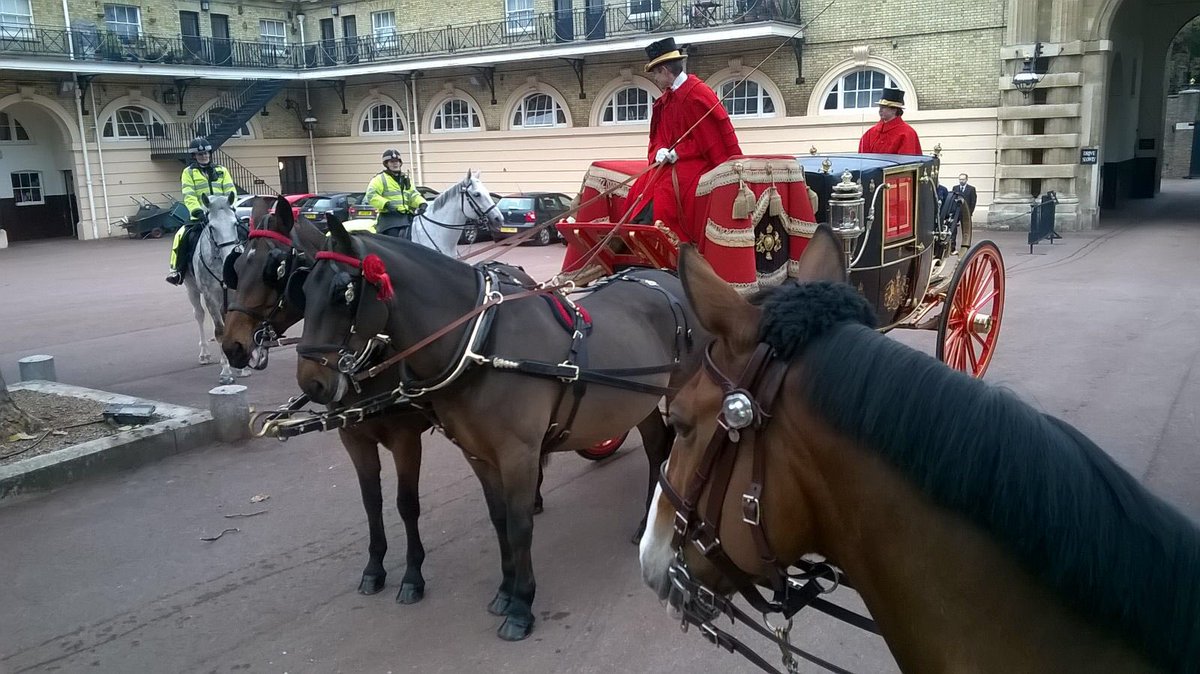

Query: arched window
[360,102,405,134]
[102,106,165,139]
[0,111,30,142]
[432,97,483,132]
[717,78,777,119]
[600,86,656,125]
[822,68,899,112]
[512,92,566,129]
[194,105,252,139]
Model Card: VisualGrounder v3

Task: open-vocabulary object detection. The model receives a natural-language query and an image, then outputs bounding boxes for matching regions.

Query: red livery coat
[625,74,742,242]
[858,116,923,155]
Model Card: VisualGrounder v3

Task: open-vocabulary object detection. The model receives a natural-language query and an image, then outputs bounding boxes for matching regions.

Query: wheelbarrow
[119,196,187,239]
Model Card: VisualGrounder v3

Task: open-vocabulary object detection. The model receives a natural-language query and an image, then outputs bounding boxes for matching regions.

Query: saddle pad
[541,293,592,333]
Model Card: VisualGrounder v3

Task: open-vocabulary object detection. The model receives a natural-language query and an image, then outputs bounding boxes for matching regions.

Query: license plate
[304,213,316,219]
[500,227,517,233]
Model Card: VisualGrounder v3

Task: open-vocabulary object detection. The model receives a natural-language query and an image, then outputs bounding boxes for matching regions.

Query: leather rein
[657,342,878,674]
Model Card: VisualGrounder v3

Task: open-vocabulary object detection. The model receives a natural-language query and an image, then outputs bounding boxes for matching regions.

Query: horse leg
[534,451,548,515]
[186,281,214,365]
[632,410,673,544]
[462,453,516,618]
[339,429,389,595]
[494,446,543,641]
[202,287,236,384]
[386,424,426,605]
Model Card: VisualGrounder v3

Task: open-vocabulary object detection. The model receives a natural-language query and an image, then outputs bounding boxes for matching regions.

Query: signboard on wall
[1080,147,1099,165]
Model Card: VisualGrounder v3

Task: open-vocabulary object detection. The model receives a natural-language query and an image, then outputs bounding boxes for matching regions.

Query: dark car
[491,192,573,246]
[350,186,496,245]
[299,192,366,231]
[348,185,439,222]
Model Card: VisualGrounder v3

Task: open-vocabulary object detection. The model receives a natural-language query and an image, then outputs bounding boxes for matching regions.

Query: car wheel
[460,224,479,245]
[534,227,552,247]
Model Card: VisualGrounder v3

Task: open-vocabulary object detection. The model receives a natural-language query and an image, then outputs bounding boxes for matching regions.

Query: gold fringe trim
[782,218,819,237]
[696,158,808,196]
[731,280,760,297]
[757,265,789,288]
[581,166,635,198]
[704,220,756,248]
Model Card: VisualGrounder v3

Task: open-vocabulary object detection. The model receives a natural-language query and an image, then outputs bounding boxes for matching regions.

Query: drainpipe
[89,84,112,233]
[402,76,416,175]
[303,82,319,193]
[409,75,423,185]
[72,79,99,240]
[60,0,74,59]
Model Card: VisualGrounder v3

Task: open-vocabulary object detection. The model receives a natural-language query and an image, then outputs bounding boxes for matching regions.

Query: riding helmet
[381,149,403,166]
[189,136,213,155]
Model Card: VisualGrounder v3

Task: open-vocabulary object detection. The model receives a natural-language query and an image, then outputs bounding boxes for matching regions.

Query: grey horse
[183,192,248,385]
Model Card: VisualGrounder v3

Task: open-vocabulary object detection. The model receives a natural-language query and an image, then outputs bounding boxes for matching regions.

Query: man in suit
[939,173,977,251]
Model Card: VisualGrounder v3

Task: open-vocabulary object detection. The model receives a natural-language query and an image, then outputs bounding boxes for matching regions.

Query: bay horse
[294,217,707,640]
[219,181,516,605]
[183,192,249,385]
[640,229,1200,673]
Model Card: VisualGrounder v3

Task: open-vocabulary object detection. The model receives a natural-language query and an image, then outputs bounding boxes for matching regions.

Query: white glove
[654,148,678,164]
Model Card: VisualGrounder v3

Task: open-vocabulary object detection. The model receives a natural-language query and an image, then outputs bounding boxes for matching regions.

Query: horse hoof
[218,375,235,385]
[358,574,386,595]
[199,354,215,365]
[487,591,512,616]
[236,368,252,378]
[395,583,425,605]
[497,615,534,641]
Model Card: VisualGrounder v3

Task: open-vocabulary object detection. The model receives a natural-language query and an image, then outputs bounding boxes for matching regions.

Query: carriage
[559,151,1005,379]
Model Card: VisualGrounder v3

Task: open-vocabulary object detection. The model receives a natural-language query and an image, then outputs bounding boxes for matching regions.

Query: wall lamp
[331,5,338,15]
[1013,42,1044,96]
[200,0,210,10]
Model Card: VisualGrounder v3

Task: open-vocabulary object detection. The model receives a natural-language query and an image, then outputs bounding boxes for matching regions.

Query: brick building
[0,0,1195,240]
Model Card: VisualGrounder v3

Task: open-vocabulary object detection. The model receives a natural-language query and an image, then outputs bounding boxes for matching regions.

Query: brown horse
[640,230,1200,673]
[294,217,707,640]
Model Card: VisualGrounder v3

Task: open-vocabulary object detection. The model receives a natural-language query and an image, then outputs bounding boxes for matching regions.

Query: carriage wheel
[936,240,1005,378]
[576,432,628,461]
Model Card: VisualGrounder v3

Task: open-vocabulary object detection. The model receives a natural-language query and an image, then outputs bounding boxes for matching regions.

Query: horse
[183,192,248,385]
[219,181,530,605]
[294,217,708,641]
[640,229,1200,673]
[408,169,501,254]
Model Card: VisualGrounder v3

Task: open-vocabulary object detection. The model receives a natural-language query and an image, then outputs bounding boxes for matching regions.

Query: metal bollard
[208,384,250,443]
[18,355,57,382]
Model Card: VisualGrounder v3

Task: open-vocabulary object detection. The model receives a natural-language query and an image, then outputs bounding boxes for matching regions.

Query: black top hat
[879,87,906,109]
[644,37,686,73]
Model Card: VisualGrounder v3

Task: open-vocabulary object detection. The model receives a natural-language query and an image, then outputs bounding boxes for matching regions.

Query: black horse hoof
[395,583,425,605]
[497,615,534,641]
[358,573,386,595]
[487,591,512,616]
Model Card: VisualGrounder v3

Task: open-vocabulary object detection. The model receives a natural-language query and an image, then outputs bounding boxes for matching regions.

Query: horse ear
[793,225,847,284]
[227,191,237,206]
[274,195,294,232]
[249,196,270,229]
[326,214,353,254]
[678,244,759,349]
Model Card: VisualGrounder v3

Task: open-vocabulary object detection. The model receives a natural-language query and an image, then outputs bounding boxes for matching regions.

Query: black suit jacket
[952,184,977,215]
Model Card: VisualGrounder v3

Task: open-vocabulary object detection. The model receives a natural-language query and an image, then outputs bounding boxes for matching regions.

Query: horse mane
[429,174,472,211]
[759,291,1200,672]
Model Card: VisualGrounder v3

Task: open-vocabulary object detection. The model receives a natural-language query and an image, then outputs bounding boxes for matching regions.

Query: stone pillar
[209,384,250,443]
[18,355,57,382]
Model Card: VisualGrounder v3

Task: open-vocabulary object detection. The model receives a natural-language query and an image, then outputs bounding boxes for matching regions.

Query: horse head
[201,191,241,249]
[640,227,848,603]
[462,169,503,231]
[221,196,313,370]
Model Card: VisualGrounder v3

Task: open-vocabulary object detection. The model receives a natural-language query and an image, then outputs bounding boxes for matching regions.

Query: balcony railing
[0,0,797,71]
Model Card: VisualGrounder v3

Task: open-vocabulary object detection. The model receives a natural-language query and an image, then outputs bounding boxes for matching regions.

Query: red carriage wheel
[576,432,628,461]
[936,240,1005,378]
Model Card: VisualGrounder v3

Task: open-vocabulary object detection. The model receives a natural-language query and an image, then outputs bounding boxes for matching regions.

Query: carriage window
[718,78,776,118]
[360,102,405,135]
[512,93,567,129]
[432,97,482,133]
[104,4,141,42]
[822,69,898,112]
[0,112,30,142]
[600,86,655,125]
[11,170,43,206]
[102,106,165,140]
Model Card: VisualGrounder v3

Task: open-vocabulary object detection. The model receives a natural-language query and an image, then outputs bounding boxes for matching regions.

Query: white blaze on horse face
[639,456,675,600]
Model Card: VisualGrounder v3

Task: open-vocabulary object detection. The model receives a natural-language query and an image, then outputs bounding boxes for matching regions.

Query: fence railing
[0,0,798,71]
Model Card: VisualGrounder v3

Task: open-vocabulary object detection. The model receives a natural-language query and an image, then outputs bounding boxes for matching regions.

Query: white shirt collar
[671,71,687,91]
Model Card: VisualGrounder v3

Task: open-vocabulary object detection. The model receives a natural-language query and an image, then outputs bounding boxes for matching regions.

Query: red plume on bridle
[315,251,395,302]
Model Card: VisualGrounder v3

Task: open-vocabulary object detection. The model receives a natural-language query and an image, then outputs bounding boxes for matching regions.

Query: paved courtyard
[0,183,1198,673]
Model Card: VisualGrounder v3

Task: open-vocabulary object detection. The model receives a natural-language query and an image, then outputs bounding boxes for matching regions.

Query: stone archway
[0,97,80,241]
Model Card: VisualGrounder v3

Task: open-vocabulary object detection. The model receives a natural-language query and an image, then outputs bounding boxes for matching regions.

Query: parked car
[490,192,573,246]
[348,185,439,222]
[298,192,366,231]
[233,193,315,226]
[348,186,495,244]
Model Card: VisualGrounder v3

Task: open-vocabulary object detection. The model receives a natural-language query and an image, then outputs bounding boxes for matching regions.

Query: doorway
[278,157,310,195]
[180,11,202,60]
[343,15,358,64]
[320,18,336,65]
[210,14,231,65]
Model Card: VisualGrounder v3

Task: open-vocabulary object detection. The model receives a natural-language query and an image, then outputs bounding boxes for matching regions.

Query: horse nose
[225,341,249,368]
[300,378,329,404]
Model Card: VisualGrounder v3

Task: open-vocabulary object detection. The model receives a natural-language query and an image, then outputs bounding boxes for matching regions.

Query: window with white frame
[102,106,165,139]
[11,171,42,205]
[0,0,34,41]
[0,111,30,142]
[371,11,396,49]
[259,19,287,56]
[505,0,533,34]
[360,102,404,134]
[600,86,655,125]
[104,4,141,41]
[629,0,662,18]
[432,98,482,132]
[822,68,898,112]
[719,78,776,118]
[512,93,566,129]
[195,106,251,139]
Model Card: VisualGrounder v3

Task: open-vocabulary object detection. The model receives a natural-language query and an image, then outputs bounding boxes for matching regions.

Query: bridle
[225,228,307,350]
[195,210,245,313]
[417,181,499,234]
[657,342,878,674]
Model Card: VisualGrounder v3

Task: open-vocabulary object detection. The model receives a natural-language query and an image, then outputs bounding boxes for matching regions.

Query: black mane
[759,285,1200,672]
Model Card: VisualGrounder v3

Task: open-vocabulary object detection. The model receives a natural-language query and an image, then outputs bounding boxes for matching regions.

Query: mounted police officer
[359,149,426,237]
[165,136,237,285]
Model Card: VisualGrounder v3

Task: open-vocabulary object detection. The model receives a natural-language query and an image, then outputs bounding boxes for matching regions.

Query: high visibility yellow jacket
[365,171,425,223]
[181,163,236,214]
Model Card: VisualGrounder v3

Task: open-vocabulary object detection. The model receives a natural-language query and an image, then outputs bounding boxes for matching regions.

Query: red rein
[315,251,395,302]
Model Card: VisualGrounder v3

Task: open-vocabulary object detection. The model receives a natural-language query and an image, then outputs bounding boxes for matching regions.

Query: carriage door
[553,0,573,42]
[278,157,309,196]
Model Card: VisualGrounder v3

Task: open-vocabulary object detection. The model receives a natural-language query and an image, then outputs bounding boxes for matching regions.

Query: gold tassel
[732,182,756,220]
[768,187,784,217]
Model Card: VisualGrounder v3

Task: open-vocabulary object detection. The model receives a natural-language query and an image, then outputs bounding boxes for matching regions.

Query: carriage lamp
[828,169,865,269]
